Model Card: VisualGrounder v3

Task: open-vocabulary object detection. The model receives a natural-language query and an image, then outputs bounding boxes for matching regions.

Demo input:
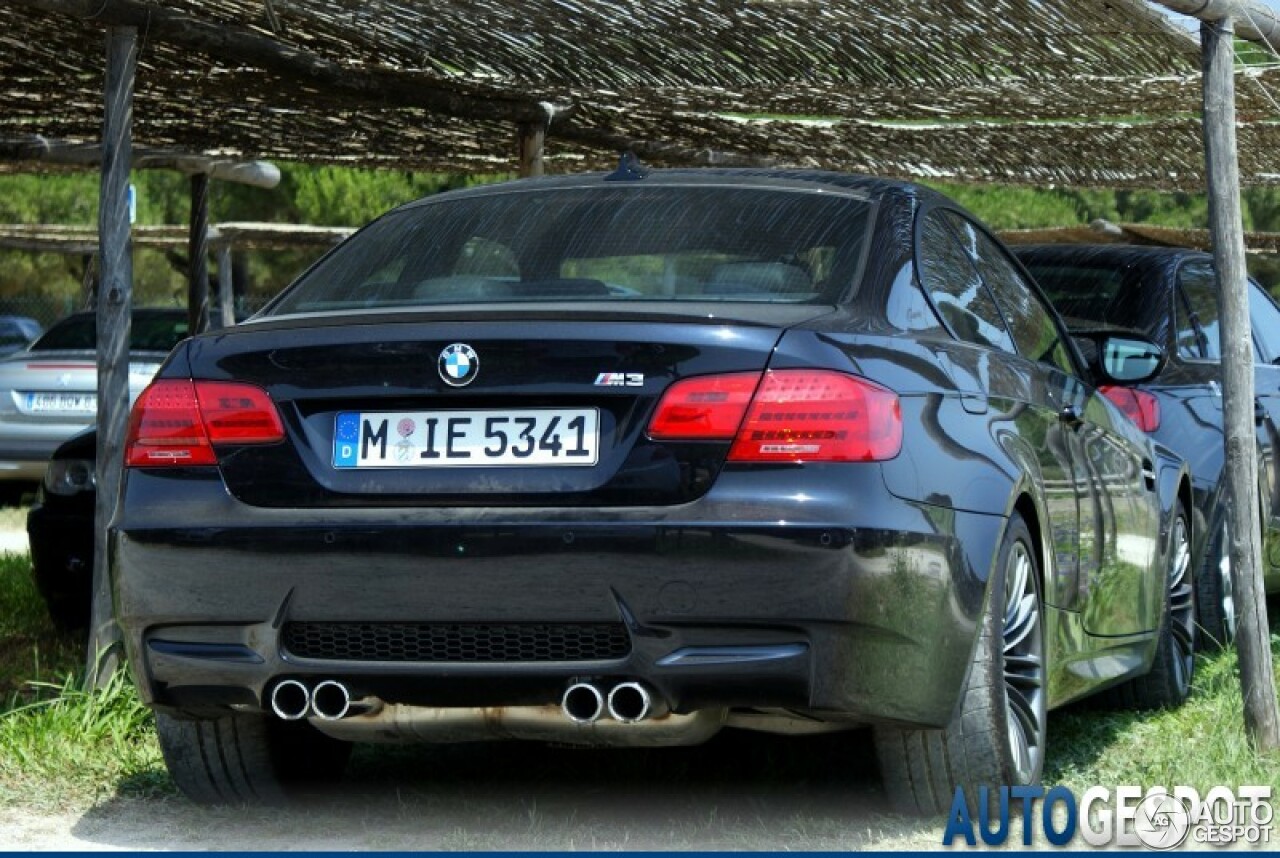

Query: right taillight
[126,379,284,467]
[647,369,902,463]
[729,370,902,462]
[1099,385,1161,433]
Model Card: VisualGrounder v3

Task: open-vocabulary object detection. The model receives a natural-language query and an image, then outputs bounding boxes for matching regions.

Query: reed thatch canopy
[4,0,1280,188]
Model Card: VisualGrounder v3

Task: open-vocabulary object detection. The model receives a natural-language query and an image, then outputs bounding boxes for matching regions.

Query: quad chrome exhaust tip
[310,679,353,721]
[269,679,311,721]
[607,681,661,723]
[561,682,605,724]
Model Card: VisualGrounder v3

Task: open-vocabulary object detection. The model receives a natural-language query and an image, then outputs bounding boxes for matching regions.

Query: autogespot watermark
[942,784,1273,849]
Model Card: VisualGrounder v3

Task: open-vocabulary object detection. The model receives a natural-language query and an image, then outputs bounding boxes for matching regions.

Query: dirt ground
[0,731,951,851]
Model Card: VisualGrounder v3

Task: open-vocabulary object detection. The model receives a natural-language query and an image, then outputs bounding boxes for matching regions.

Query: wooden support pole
[1202,17,1280,750]
[87,24,137,687]
[188,172,210,334]
[217,243,235,329]
[517,122,546,178]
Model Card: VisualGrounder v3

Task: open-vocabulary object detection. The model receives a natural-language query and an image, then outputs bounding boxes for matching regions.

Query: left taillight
[125,379,284,467]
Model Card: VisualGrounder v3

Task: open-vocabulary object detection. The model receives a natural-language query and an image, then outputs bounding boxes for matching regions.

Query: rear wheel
[1110,503,1195,709]
[874,512,1046,815]
[156,712,351,805]
[1196,507,1237,650]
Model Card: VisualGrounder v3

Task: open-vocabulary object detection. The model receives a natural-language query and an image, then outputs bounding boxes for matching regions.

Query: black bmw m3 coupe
[112,169,1193,813]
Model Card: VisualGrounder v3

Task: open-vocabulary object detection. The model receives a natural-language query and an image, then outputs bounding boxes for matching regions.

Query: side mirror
[1071,329,1166,385]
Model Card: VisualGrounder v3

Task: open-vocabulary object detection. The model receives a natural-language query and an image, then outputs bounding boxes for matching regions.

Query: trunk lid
[182,304,831,507]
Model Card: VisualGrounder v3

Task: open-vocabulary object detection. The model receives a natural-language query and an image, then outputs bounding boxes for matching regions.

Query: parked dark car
[112,170,1192,814]
[1015,244,1280,648]
[27,427,95,630]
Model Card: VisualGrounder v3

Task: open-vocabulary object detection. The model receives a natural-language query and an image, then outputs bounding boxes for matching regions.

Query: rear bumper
[111,465,1004,730]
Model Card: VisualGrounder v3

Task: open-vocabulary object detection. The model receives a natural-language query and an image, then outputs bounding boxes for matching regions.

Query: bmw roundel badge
[438,343,479,387]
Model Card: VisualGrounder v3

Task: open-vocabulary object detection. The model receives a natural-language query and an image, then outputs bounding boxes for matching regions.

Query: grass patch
[0,671,167,811]
[0,543,167,811]
[0,550,80,703]
[1047,638,1280,795]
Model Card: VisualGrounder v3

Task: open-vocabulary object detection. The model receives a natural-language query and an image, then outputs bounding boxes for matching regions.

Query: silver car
[0,309,188,480]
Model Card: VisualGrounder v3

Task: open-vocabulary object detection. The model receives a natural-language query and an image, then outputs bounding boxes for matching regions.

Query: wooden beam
[188,172,210,333]
[555,122,773,167]
[0,222,354,253]
[1152,0,1280,52]
[517,122,546,178]
[10,0,572,126]
[87,24,136,687]
[0,136,281,188]
[1202,17,1280,749]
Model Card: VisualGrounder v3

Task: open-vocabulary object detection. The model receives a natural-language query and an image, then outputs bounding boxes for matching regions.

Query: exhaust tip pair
[562,681,658,724]
[269,679,351,721]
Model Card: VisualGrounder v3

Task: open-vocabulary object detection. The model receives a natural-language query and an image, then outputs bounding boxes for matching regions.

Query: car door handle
[1059,404,1083,428]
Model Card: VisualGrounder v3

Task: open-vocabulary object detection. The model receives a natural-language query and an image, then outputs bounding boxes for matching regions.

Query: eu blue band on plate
[333,412,359,468]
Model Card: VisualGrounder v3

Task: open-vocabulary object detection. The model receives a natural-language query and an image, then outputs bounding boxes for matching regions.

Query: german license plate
[24,392,97,414]
[333,408,599,468]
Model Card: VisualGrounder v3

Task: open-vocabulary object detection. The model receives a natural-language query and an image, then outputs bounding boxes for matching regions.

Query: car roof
[394,168,953,213]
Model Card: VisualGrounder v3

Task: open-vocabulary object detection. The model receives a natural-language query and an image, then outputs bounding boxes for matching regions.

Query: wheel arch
[1011,492,1047,592]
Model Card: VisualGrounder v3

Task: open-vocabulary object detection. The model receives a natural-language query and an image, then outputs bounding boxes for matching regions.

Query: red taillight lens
[126,379,283,467]
[647,369,902,463]
[729,370,902,462]
[1100,385,1161,433]
[647,372,761,440]
[195,382,286,443]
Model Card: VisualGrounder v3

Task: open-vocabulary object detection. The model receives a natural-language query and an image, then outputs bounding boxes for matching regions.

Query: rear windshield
[1020,261,1149,329]
[31,313,189,352]
[266,184,874,315]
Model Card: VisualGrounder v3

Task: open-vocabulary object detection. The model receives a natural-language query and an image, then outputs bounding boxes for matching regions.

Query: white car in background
[0,308,188,481]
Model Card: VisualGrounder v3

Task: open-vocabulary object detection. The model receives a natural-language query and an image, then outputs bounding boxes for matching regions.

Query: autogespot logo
[942,784,1273,849]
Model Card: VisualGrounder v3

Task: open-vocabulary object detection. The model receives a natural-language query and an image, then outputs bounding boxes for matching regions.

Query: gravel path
[0,733,951,851]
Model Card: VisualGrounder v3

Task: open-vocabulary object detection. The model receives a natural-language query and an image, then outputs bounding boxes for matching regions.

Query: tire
[874,512,1046,816]
[1195,506,1236,650]
[1109,503,1195,709]
[156,712,352,805]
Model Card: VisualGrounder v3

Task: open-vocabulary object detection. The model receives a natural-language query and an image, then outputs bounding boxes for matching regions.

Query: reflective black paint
[112,172,1186,732]
[1017,244,1280,590]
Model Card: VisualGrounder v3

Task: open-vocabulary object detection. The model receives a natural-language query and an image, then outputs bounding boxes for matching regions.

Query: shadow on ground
[66,729,944,850]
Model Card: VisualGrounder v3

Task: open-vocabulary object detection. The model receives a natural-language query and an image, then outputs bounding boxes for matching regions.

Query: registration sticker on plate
[24,392,97,414]
[333,408,600,468]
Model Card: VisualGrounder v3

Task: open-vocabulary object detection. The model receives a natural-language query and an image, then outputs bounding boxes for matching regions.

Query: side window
[945,213,1076,375]
[1250,282,1280,365]
[885,263,945,332]
[917,211,1015,353]
[1175,264,1221,360]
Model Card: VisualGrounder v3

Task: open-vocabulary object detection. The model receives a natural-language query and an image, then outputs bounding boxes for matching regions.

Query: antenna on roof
[604,151,650,182]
